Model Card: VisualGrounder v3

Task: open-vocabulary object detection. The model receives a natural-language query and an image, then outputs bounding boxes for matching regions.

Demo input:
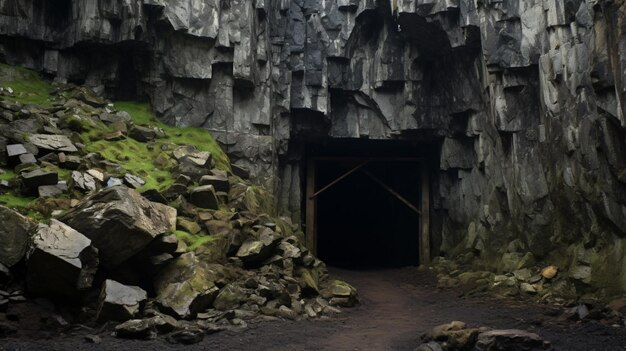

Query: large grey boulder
[59,186,177,268]
[0,205,36,267]
[97,280,147,322]
[26,220,99,297]
[154,252,221,319]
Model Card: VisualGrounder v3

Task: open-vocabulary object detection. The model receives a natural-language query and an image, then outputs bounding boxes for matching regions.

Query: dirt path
[3,268,626,351]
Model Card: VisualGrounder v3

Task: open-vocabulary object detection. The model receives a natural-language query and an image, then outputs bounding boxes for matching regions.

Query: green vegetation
[0,193,36,209]
[174,230,216,251]
[0,63,54,107]
[114,101,230,171]
[0,64,232,223]
[0,169,15,181]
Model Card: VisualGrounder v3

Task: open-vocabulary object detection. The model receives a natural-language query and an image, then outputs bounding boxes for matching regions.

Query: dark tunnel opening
[305,139,437,269]
[316,159,421,268]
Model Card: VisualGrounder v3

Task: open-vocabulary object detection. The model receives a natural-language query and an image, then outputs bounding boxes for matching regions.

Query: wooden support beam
[306,159,317,255]
[309,160,370,199]
[360,168,421,215]
[420,161,431,265]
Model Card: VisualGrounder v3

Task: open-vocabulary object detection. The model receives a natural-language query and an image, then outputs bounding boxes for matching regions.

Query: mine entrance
[305,140,431,268]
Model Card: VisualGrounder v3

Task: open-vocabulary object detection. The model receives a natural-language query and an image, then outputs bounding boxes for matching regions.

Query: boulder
[26,220,99,297]
[97,280,147,322]
[475,329,548,351]
[154,252,221,319]
[129,126,158,142]
[59,154,81,170]
[328,279,358,307]
[124,173,145,189]
[0,205,36,267]
[38,182,68,197]
[18,153,37,165]
[424,321,483,351]
[6,144,27,159]
[59,186,177,268]
[27,134,78,153]
[189,185,219,209]
[71,171,97,192]
[21,168,58,192]
[213,283,247,311]
[236,228,281,266]
[173,145,212,167]
[199,173,230,193]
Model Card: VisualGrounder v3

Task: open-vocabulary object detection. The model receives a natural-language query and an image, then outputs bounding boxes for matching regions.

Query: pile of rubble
[415,321,552,351]
[0,70,357,343]
[430,257,626,326]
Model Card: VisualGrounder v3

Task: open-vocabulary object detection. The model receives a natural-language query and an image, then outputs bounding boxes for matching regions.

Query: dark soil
[2,268,626,351]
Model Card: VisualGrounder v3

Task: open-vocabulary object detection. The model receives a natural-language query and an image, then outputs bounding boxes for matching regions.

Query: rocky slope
[0,0,626,299]
[0,65,357,342]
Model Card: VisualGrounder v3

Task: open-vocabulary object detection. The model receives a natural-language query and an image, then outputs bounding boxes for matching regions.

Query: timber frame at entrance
[305,157,431,266]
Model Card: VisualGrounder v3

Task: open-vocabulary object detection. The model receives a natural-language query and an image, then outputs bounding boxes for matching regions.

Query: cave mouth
[306,139,432,269]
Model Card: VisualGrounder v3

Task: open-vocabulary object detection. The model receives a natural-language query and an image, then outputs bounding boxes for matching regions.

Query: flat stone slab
[28,134,78,153]
[6,144,27,157]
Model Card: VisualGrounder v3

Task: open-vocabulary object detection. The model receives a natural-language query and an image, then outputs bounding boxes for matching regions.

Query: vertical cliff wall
[1,0,626,294]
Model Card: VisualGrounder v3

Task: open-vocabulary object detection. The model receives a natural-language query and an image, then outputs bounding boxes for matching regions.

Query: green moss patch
[0,193,36,209]
[0,169,15,181]
[174,230,216,251]
[114,101,230,171]
[0,64,54,107]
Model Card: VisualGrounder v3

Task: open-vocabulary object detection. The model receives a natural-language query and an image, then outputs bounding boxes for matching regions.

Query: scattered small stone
[87,169,105,182]
[541,266,558,279]
[520,283,537,294]
[166,329,205,345]
[124,173,145,189]
[107,177,124,187]
[84,334,102,344]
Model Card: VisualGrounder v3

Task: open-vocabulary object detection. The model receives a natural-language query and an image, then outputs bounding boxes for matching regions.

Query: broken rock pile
[0,72,358,343]
[415,321,552,351]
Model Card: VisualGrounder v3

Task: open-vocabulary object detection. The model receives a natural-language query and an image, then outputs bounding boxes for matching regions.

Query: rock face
[2,0,626,293]
[26,220,99,297]
[58,186,177,268]
[0,205,35,267]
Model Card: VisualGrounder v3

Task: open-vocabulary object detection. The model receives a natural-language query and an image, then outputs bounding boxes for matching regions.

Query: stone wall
[1,0,626,294]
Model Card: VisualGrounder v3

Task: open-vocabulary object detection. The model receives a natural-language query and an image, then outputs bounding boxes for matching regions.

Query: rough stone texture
[26,219,99,297]
[58,186,176,268]
[0,205,35,267]
[97,279,147,322]
[2,0,626,293]
[154,252,221,319]
[475,329,546,351]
